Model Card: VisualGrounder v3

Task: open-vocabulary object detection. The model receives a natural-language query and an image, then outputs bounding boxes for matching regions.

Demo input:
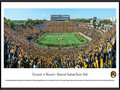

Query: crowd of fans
[4,22,116,68]
[44,21,77,33]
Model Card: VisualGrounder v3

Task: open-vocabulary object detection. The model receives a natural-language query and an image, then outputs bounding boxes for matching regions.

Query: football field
[34,33,90,49]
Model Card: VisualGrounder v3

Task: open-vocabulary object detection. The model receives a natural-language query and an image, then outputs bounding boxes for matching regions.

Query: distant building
[105,17,116,24]
[51,15,70,21]
[99,23,113,30]
[97,19,101,23]
[109,17,113,22]
[90,20,93,24]
[104,24,113,30]
[112,17,116,24]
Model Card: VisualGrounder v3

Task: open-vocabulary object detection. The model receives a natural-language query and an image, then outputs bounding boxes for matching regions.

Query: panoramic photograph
[4,8,116,68]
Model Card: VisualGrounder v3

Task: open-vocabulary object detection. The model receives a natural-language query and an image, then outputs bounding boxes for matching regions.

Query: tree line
[70,18,93,23]
[100,20,113,25]
[70,18,113,25]
[4,17,15,28]
[4,17,45,28]
[24,18,44,25]
[4,17,114,29]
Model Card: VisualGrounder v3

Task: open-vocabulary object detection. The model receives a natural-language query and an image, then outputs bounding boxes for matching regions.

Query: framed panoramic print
[1,1,119,89]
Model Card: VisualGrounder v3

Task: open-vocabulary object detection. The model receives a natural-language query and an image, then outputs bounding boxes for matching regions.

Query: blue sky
[4,8,116,20]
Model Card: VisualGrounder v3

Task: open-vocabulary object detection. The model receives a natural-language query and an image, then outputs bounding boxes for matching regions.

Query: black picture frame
[0,0,119,90]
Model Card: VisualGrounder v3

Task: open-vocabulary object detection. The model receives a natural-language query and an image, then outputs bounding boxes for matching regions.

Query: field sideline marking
[79,32,92,41]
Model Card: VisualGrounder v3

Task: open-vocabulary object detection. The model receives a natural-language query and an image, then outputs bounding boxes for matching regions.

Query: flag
[104,49,106,53]
[11,49,14,53]
[19,54,22,58]
[84,61,86,68]
[100,58,103,68]
[80,56,82,62]
[89,53,90,58]
[105,55,108,64]
[110,44,112,48]
[96,59,99,68]
[39,60,41,67]
[85,63,87,68]
[98,47,101,52]
[109,59,112,68]
[107,45,109,53]
[94,62,97,68]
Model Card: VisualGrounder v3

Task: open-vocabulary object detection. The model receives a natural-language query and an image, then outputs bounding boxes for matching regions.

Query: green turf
[34,33,90,49]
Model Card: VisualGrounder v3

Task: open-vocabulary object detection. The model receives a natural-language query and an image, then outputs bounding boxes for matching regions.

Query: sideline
[96,29,104,34]
[79,32,92,41]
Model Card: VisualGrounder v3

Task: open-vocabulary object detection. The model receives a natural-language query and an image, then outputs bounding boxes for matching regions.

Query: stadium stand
[43,21,77,33]
[4,21,116,68]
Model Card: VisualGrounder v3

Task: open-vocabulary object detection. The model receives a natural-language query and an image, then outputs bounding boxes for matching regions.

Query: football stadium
[4,15,116,68]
